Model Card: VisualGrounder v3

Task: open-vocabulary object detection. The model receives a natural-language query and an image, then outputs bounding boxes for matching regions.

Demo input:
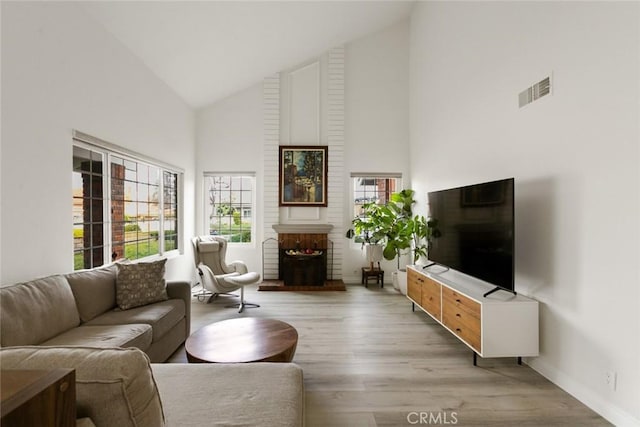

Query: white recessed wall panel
[288,61,320,144]
[286,207,321,221]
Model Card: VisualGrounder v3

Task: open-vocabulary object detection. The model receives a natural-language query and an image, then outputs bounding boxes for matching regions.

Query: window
[73,133,181,270]
[351,173,401,244]
[72,147,105,269]
[204,174,254,243]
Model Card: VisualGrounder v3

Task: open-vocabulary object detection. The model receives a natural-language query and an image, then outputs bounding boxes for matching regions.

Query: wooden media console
[407,265,539,364]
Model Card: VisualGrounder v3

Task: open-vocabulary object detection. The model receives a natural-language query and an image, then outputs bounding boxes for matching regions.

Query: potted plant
[385,189,440,263]
[347,189,439,293]
[348,201,388,270]
[409,214,440,264]
[378,190,440,294]
[382,189,418,294]
[384,190,417,264]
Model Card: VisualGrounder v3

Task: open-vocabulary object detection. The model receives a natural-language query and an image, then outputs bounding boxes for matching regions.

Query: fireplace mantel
[272,224,333,234]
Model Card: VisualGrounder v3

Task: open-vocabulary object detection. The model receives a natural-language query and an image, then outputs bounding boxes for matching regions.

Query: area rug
[258,280,346,291]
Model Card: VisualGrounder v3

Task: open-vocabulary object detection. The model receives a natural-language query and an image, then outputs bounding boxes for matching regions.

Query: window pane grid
[73,143,180,270]
[205,175,253,243]
[163,171,178,250]
[73,146,105,270]
[111,156,167,261]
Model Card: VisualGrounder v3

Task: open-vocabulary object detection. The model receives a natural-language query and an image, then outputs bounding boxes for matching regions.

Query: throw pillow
[116,259,168,310]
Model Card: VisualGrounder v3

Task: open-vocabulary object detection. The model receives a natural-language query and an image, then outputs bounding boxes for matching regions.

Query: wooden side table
[1,369,76,427]
[362,266,384,288]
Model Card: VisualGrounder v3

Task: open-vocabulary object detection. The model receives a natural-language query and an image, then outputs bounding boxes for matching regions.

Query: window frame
[203,172,256,245]
[73,131,184,270]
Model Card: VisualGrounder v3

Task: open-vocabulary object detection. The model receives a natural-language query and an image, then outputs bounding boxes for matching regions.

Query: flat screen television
[426,178,515,297]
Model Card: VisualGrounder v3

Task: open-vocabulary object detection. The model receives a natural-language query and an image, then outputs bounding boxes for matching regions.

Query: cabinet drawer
[442,303,481,335]
[442,310,481,352]
[407,269,421,303]
[442,287,481,318]
[444,319,481,353]
[442,290,481,353]
[420,277,441,321]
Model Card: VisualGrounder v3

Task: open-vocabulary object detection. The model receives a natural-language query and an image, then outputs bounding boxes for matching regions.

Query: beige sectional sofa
[0,261,190,362]
[0,346,305,427]
[0,263,305,426]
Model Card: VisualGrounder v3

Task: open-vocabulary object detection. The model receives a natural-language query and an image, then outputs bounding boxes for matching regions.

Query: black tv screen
[427,178,515,293]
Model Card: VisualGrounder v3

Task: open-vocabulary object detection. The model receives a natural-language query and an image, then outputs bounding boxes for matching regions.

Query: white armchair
[192,236,260,313]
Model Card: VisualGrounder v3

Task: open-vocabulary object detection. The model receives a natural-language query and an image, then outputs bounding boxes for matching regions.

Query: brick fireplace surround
[272,224,333,286]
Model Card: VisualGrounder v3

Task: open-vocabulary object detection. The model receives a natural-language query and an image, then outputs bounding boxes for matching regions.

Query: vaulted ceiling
[79,1,415,109]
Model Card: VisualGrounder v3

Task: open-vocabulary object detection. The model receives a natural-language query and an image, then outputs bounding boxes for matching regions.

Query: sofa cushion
[41,324,153,351]
[0,275,80,346]
[152,363,304,427]
[116,259,168,310]
[66,264,118,322]
[0,346,165,427]
[86,299,185,342]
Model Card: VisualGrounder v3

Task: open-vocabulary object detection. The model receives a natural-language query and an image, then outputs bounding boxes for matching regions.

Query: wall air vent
[519,76,552,108]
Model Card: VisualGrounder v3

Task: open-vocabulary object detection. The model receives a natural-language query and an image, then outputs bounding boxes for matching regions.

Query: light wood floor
[167,283,609,427]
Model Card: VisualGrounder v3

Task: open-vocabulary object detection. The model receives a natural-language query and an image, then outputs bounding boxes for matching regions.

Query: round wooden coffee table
[185,318,298,363]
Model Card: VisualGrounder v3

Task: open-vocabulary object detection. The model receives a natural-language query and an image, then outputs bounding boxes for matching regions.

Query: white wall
[0,2,195,283]
[195,83,264,271]
[410,2,639,425]
[343,20,411,282]
[194,21,410,283]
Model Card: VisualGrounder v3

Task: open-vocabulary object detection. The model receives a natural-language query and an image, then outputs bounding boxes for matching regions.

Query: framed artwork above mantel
[279,145,328,207]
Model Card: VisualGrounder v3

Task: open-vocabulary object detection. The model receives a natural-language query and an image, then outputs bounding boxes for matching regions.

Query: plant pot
[393,269,408,295]
[365,244,383,268]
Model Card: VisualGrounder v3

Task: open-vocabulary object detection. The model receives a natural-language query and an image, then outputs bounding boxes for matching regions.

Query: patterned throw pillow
[116,259,168,310]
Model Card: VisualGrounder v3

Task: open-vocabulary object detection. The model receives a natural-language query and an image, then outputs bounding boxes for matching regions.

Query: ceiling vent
[519,76,551,108]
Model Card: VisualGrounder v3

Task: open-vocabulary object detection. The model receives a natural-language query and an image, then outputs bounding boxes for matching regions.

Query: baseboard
[526,358,640,427]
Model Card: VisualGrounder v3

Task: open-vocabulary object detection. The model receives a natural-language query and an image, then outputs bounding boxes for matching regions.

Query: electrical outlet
[605,371,617,391]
